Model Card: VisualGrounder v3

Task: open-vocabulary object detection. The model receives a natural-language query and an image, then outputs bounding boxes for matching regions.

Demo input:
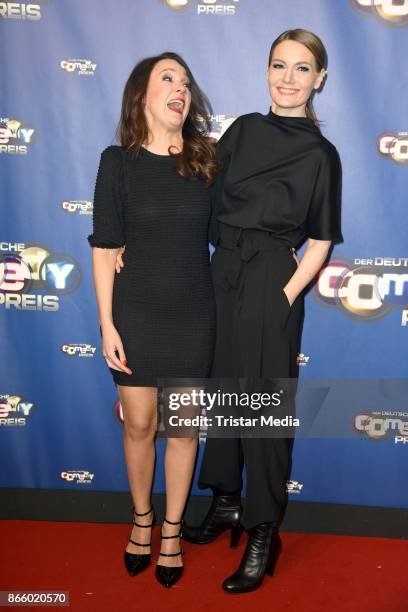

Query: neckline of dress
[267,108,315,126]
[140,146,180,159]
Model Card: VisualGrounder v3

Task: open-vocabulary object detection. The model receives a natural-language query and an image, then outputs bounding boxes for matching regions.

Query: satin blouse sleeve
[87,146,126,249]
[306,144,343,244]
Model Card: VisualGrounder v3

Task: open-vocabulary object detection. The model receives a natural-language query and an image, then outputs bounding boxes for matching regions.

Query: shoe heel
[124,506,155,577]
[230,524,244,549]
[266,534,282,576]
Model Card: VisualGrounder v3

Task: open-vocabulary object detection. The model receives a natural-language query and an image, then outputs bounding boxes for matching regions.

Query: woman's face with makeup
[267,40,326,117]
[144,59,192,133]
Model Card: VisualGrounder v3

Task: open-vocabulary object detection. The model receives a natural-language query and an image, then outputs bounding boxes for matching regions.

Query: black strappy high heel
[124,506,155,577]
[155,518,184,588]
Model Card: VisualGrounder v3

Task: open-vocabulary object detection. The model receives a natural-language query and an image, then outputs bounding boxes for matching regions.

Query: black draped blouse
[211,109,343,248]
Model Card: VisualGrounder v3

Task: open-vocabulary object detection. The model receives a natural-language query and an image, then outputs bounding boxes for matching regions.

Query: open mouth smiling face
[145,59,192,129]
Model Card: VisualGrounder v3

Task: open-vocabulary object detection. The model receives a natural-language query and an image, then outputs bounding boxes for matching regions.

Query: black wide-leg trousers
[198,224,304,529]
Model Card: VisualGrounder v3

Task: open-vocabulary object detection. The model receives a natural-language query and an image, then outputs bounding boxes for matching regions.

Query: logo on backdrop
[60,59,98,76]
[62,344,96,357]
[351,0,408,26]
[0,1,53,20]
[0,394,35,426]
[62,200,93,216]
[0,118,35,155]
[208,115,237,140]
[157,0,245,16]
[314,257,408,324]
[61,470,95,484]
[354,411,408,442]
[287,480,303,494]
[0,242,82,311]
[377,133,408,163]
[297,352,310,367]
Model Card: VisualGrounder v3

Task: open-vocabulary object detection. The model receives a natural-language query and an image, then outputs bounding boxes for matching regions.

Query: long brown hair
[268,29,328,130]
[116,52,217,184]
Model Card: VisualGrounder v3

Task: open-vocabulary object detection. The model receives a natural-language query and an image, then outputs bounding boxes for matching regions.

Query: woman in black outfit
[88,53,216,588]
[181,29,343,593]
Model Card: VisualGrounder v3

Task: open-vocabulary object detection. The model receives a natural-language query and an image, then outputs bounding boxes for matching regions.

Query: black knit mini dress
[88,145,216,387]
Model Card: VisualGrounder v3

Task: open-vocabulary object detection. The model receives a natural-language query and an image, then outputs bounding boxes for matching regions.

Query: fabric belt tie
[215,225,295,377]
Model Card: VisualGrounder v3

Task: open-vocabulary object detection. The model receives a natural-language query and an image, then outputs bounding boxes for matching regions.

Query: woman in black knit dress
[88,53,216,588]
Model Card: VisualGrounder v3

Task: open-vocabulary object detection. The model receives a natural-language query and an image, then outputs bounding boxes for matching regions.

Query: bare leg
[119,385,157,554]
[159,437,198,567]
[159,386,200,568]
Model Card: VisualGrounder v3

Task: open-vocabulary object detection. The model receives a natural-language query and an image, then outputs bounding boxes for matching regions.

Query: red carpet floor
[0,520,406,611]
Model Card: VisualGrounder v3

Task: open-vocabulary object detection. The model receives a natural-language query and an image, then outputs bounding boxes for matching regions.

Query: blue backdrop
[1,0,407,510]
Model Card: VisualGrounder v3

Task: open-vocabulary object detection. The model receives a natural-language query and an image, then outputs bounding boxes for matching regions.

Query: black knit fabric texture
[88,145,215,386]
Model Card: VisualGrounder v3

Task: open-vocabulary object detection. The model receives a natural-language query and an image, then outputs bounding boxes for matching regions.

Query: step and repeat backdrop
[1,0,407,510]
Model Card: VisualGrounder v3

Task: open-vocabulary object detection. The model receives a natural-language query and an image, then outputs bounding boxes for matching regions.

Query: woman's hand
[101,321,133,375]
[283,286,295,307]
[283,239,331,307]
[115,246,126,273]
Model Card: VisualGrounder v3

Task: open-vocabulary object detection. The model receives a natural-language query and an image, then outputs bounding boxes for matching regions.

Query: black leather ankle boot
[222,522,281,594]
[182,490,243,548]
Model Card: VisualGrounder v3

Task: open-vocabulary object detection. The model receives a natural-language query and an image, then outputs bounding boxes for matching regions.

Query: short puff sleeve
[87,146,126,249]
[307,144,343,245]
